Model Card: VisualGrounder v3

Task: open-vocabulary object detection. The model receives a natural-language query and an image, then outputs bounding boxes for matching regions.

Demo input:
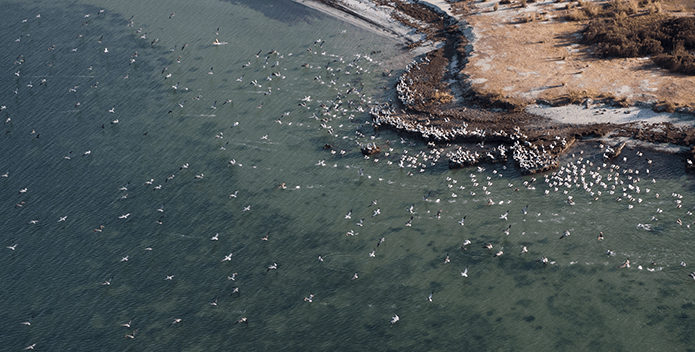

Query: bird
[368,249,376,258]
[304,294,314,302]
[503,224,511,235]
[165,275,174,280]
[559,230,570,239]
[458,216,466,226]
[267,262,278,271]
[461,239,471,250]
[493,250,504,257]
[597,232,604,240]
[519,246,528,255]
[171,318,182,325]
[125,330,138,338]
[351,272,358,280]
[58,216,68,222]
[119,213,130,219]
[121,255,129,262]
[221,253,233,261]
[500,210,509,220]
[120,318,134,327]
[372,208,380,217]
[24,344,36,350]
[345,210,352,219]
[483,243,493,250]
[405,216,413,226]
[618,258,631,269]
[390,314,400,325]
[461,266,468,277]
[427,290,434,302]
[157,204,165,212]
[521,204,528,214]
[101,276,113,286]
[211,233,219,241]
[235,317,248,324]
[377,237,385,247]
[442,253,450,264]
[210,297,219,306]
[6,243,17,250]
[228,273,237,280]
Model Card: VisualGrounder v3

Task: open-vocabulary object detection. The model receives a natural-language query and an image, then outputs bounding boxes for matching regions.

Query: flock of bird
[3,3,695,351]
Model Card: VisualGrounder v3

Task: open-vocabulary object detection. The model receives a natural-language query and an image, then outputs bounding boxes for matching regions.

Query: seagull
[119,213,130,219]
[458,216,466,226]
[368,248,376,258]
[228,273,237,280]
[500,210,509,220]
[521,204,528,214]
[165,275,174,280]
[101,276,113,285]
[58,216,68,222]
[503,224,511,235]
[221,253,233,262]
[157,204,165,212]
[461,239,471,250]
[618,258,631,269]
[351,272,359,280]
[304,294,314,302]
[442,253,450,264]
[345,210,352,219]
[461,266,468,277]
[493,250,504,257]
[6,243,17,250]
[427,290,434,302]
[519,246,528,255]
[210,297,219,306]
[24,344,36,350]
[405,216,413,227]
[171,318,182,325]
[559,230,570,239]
[407,204,414,214]
[390,314,399,325]
[372,208,380,217]
[125,330,138,339]
[377,237,385,247]
[211,233,219,241]
[235,317,248,324]
[597,232,604,240]
[267,262,278,271]
[120,318,134,327]
[120,255,129,262]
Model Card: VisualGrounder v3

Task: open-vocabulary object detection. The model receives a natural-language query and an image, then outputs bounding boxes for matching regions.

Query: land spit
[308,0,695,173]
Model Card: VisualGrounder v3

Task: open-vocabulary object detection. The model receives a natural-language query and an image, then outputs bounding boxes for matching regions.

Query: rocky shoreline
[313,0,695,173]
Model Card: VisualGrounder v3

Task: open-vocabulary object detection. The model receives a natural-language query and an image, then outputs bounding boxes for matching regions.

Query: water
[2,0,695,350]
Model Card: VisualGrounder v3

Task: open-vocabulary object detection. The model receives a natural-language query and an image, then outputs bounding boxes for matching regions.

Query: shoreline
[300,0,695,173]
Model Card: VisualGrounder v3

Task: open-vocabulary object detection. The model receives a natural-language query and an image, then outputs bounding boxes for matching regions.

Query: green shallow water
[2,0,695,351]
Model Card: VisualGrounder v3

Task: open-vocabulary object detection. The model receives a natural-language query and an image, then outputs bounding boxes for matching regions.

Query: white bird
[165,275,174,280]
[390,314,399,325]
[427,290,434,302]
[461,266,468,277]
[58,216,67,222]
[368,249,376,258]
[6,243,17,250]
[345,210,352,219]
[500,210,509,220]
[221,253,233,261]
[211,233,219,241]
[121,255,129,262]
[119,213,130,219]
[267,262,278,271]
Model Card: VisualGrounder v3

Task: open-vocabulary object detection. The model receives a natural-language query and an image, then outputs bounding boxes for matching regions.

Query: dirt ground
[456,0,695,109]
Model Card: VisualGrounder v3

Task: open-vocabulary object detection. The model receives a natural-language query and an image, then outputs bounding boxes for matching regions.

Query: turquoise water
[2,0,695,350]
